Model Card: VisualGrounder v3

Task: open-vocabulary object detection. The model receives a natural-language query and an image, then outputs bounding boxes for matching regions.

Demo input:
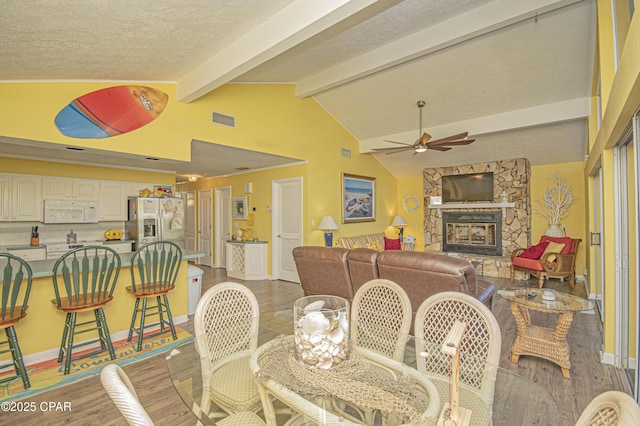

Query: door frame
[197,188,213,267]
[271,177,303,282]
[214,186,231,268]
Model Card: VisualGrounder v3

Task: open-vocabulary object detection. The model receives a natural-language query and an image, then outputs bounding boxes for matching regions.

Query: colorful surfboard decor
[55,85,169,139]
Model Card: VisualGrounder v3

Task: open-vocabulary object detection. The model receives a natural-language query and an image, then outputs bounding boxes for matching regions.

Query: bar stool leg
[156,296,165,332]
[64,312,77,375]
[127,298,141,343]
[5,326,30,389]
[136,298,148,352]
[95,310,107,351]
[163,294,177,341]
[96,308,116,361]
[58,313,72,363]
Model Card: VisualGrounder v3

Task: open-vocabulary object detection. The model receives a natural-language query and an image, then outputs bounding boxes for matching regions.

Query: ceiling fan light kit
[373,100,475,155]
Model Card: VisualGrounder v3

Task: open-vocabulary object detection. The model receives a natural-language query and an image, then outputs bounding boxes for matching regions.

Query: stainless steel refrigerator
[126,197,185,250]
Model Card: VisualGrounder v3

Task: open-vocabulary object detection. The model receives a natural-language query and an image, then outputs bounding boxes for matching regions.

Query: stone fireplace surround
[423,158,530,278]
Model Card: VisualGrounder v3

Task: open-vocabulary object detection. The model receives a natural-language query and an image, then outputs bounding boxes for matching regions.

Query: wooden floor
[4,266,621,425]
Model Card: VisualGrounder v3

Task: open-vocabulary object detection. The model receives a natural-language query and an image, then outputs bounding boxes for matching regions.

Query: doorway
[214,186,231,269]
[198,189,213,267]
[591,167,605,326]
[272,177,302,283]
[183,191,196,252]
[613,122,639,400]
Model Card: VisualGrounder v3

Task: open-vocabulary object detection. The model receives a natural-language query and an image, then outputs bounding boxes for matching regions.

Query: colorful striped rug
[0,327,193,401]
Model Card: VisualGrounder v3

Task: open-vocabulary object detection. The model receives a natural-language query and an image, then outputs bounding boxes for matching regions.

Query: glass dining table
[166,311,561,425]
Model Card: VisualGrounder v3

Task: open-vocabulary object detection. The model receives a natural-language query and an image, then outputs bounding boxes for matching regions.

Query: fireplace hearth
[442,211,502,256]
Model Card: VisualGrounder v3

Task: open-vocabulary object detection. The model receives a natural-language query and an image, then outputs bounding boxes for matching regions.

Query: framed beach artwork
[342,173,376,223]
[232,196,248,220]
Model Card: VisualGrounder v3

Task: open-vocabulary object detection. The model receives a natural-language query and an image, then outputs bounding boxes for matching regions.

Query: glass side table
[497,288,594,379]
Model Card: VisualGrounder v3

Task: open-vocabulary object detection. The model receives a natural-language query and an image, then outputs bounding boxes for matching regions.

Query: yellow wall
[587,2,640,356]
[397,176,426,251]
[530,162,587,275]
[0,156,174,184]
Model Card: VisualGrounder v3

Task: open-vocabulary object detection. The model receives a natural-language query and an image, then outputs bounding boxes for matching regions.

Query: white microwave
[43,200,99,224]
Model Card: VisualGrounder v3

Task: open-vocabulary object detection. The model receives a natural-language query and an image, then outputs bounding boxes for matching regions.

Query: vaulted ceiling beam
[177,0,378,103]
[296,0,586,98]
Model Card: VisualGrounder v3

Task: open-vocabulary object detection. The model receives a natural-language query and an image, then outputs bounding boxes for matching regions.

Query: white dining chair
[100,363,266,426]
[351,279,412,362]
[414,291,501,421]
[194,282,262,420]
[575,390,640,426]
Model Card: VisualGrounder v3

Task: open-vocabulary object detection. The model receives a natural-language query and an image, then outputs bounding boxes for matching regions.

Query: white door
[198,189,213,267]
[215,186,231,268]
[272,177,302,283]
[184,191,197,251]
[591,168,605,325]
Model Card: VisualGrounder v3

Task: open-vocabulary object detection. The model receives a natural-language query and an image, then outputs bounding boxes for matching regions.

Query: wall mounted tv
[442,172,494,202]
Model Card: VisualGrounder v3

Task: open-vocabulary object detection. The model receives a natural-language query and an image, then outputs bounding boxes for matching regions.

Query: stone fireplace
[423,158,531,278]
[442,211,502,256]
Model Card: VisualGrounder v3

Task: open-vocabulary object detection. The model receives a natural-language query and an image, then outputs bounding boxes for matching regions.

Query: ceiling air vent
[211,111,236,128]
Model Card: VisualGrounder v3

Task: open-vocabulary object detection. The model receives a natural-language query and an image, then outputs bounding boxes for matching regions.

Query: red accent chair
[510,236,581,289]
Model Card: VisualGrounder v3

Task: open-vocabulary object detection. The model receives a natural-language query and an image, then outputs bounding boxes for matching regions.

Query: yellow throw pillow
[542,241,565,262]
[367,241,383,251]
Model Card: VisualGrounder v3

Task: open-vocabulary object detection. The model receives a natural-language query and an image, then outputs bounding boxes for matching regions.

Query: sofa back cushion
[347,248,380,294]
[335,233,385,249]
[376,251,478,317]
[292,246,354,300]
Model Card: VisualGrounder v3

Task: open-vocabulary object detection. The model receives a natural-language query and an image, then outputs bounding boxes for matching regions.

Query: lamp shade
[391,215,407,227]
[318,216,339,230]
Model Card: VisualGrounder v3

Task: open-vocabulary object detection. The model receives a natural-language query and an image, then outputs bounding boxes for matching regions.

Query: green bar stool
[127,241,182,352]
[0,253,33,390]
[51,246,121,375]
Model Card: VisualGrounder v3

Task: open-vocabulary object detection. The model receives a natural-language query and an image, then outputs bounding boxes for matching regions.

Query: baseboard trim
[21,314,188,366]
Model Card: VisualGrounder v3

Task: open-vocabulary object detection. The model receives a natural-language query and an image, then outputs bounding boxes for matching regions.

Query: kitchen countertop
[2,249,205,278]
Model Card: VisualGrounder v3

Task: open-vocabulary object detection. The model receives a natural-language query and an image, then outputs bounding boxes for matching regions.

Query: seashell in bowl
[303,300,325,313]
[300,311,330,335]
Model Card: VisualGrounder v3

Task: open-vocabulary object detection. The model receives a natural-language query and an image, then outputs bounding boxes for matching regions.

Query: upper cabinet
[99,181,127,221]
[0,174,42,222]
[43,177,100,200]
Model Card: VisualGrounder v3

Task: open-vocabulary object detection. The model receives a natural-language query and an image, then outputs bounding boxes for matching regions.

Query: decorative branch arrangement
[535,173,573,225]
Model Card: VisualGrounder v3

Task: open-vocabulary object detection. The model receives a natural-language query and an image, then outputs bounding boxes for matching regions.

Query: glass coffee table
[497,288,595,379]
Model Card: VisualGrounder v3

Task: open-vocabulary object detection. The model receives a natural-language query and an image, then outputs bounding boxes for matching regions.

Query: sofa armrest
[477,279,495,310]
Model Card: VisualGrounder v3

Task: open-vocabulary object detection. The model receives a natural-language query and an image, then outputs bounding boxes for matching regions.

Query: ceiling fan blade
[430,139,476,147]
[426,132,470,145]
[372,146,413,154]
[419,132,432,145]
[428,145,452,151]
[382,139,413,147]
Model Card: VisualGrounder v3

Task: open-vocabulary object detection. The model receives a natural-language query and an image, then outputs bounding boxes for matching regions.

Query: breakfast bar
[1,249,203,362]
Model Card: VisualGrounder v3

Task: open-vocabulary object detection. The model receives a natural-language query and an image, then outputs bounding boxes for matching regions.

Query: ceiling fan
[372,100,475,155]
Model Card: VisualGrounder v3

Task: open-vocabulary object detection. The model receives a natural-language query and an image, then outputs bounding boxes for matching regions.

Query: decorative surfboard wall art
[55,85,168,138]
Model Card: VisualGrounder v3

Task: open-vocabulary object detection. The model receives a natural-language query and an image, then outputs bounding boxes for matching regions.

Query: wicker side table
[498,288,594,379]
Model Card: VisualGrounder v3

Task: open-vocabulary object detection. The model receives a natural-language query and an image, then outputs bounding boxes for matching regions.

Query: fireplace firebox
[442,211,502,256]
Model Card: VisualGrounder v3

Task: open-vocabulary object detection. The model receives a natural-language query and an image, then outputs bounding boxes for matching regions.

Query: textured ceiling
[0,0,595,178]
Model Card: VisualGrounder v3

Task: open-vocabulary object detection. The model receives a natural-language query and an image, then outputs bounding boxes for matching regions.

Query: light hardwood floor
[3,266,620,425]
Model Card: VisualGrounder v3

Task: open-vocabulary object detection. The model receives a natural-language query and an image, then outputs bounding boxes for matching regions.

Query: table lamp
[391,215,407,242]
[318,216,339,247]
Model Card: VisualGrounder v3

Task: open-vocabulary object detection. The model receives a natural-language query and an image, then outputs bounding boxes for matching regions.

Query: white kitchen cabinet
[99,181,127,221]
[43,177,100,200]
[103,241,132,254]
[7,246,46,261]
[225,241,268,280]
[11,175,42,222]
[0,174,10,221]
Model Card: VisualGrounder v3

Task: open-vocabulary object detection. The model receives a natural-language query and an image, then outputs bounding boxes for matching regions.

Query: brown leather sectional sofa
[292,246,495,329]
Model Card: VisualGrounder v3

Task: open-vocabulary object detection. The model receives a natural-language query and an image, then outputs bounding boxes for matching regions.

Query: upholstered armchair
[510,236,581,289]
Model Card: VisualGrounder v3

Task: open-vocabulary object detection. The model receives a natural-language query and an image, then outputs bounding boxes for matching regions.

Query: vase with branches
[535,173,573,237]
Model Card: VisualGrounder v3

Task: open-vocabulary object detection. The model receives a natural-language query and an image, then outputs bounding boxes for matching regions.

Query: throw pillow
[384,237,402,250]
[517,241,550,259]
[542,241,565,262]
[367,241,383,251]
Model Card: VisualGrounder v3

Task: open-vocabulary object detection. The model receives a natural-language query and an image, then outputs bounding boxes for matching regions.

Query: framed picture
[342,173,376,223]
[232,196,248,220]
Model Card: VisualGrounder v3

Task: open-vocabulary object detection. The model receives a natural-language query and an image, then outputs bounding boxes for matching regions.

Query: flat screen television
[442,172,494,202]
